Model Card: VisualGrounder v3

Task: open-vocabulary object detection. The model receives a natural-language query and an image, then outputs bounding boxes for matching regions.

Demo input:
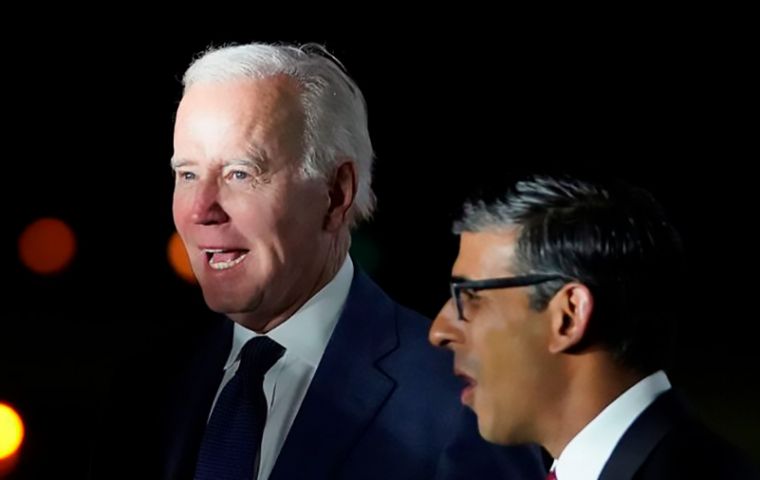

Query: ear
[324,159,357,231]
[547,283,594,354]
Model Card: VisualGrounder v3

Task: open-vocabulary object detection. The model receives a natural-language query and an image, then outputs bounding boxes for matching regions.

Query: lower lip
[461,384,475,405]
[205,253,249,273]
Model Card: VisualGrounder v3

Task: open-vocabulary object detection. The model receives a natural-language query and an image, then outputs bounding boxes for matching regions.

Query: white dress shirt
[553,370,671,480]
[209,256,353,480]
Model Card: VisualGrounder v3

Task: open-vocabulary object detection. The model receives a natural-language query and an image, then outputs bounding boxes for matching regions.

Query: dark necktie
[194,336,285,480]
[546,469,557,480]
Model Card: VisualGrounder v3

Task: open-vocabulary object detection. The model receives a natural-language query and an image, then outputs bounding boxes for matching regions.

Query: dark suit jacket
[599,389,759,480]
[91,270,544,479]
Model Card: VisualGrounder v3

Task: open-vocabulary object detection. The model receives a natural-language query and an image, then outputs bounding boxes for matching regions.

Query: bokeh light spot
[0,403,24,460]
[168,232,196,283]
[18,218,76,274]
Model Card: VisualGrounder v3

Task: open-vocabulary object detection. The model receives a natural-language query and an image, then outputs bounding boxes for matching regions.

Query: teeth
[208,252,248,270]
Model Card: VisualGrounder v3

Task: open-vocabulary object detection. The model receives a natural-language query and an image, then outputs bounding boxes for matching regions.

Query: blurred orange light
[0,403,24,460]
[168,232,196,283]
[18,218,76,274]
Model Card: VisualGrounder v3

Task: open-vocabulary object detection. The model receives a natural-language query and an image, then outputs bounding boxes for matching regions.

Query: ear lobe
[324,160,357,231]
[548,283,594,354]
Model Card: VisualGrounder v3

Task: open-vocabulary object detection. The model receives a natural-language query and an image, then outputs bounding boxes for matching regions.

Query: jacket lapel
[599,390,687,480]
[270,271,398,480]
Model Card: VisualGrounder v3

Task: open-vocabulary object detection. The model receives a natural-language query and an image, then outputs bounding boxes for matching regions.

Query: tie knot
[239,336,285,379]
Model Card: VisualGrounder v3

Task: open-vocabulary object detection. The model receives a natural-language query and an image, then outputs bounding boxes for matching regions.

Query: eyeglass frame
[449,274,573,320]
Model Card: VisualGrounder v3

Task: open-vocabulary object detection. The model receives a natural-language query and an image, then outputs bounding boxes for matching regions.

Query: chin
[202,296,239,314]
[475,410,507,445]
[479,426,513,446]
[477,420,497,443]
[199,287,255,315]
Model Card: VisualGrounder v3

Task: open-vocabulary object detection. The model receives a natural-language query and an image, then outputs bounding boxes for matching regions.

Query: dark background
[1,24,757,478]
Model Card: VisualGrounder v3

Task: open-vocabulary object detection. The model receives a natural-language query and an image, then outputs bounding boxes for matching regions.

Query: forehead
[175,75,305,141]
[454,229,520,278]
[178,75,302,116]
[173,75,306,164]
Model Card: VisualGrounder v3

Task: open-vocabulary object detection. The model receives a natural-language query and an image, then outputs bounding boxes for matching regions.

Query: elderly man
[91,42,544,480]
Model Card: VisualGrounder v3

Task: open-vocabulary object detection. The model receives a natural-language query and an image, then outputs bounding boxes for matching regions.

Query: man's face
[172,76,332,330]
[429,229,556,445]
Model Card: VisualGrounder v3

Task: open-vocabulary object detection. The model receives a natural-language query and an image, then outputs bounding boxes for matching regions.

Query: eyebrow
[170,157,192,170]
[168,156,269,171]
[170,139,270,171]
[224,158,266,170]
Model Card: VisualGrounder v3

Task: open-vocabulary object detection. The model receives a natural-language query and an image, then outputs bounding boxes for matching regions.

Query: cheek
[476,324,515,390]
[275,197,325,238]
[474,310,538,395]
[171,206,184,228]
[226,194,278,231]
[172,191,192,225]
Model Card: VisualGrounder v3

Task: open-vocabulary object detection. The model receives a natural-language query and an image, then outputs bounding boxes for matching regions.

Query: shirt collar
[224,255,354,369]
[555,370,671,480]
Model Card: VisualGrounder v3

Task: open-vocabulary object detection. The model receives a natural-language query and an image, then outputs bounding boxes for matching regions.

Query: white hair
[182,43,375,224]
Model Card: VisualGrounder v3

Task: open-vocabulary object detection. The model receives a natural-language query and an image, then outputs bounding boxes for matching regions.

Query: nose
[428,300,464,349]
[190,179,230,226]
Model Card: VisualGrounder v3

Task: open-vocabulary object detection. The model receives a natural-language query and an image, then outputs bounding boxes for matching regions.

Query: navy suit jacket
[91,271,544,479]
[599,390,758,480]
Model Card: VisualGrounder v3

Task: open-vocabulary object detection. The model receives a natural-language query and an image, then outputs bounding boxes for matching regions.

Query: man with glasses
[430,174,758,479]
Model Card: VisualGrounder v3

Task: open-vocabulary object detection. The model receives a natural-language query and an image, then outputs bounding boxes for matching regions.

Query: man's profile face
[429,229,555,444]
[171,75,332,330]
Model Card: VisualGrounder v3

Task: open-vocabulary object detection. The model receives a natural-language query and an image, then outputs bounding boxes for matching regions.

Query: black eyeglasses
[449,274,572,320]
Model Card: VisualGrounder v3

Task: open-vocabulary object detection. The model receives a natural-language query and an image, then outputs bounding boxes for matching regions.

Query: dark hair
[455,174,684,374]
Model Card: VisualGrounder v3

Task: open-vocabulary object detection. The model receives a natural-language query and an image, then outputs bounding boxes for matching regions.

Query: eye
[224,168,257,184]
[176,170,196,181]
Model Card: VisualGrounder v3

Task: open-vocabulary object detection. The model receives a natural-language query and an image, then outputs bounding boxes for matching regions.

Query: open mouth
[202,249,250,271]
[456,372,477,405]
